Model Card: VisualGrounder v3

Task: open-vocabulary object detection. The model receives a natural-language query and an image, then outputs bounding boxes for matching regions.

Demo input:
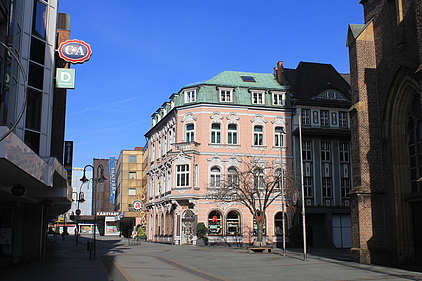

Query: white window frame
[129,171,136,179]
[274,126,285,147]
[321,142,331,162]
[184,89,196,103]
[303,141,312,161]
[301,109,311,125]
[129,155,136,163]
[252,91,265,104]
[210,166,221,188]
[219,87,233,102]
[304,177,313,197]
[272,91,285,106]
[211,123,221,144]
[227,123,238,144]
[320,110,330,127]
[339,143,350,163]
[227,167,239,187]
[128,188,136,195]
[339,111,348,128]
[322,177,332,198]
[185,123,194,142]
[176,164,190,187]
[253,125,264,146]
[341,178,351,198]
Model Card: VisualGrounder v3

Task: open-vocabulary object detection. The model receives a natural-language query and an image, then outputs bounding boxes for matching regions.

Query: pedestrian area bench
[247,246,273,253]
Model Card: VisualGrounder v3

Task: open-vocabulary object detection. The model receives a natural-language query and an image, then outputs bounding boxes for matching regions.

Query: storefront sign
[58,39,92,64]
[63,141,73,186]
[133,200,143,210]
[109,157,116,205]
[96,211,120,216]
[56,68,75,89]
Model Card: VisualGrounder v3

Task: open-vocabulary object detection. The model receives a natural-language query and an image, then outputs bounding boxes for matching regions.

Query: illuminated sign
[58,39,92,64]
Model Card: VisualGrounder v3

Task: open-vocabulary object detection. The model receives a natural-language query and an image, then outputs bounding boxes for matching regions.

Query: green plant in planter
[196,222,208,244]
[136,226,147,239]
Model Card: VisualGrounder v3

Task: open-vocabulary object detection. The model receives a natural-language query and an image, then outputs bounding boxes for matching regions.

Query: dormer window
[272,91,285,106]
[219,87,233,102]
[184,89,196,103]
[252,91,265,104]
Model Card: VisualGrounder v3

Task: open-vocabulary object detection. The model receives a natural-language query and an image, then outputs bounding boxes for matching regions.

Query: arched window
[275,212,287,236]
[208,210,222,235]
[211,123,221,143]
[407,94,422,192]
[210,166,221,188]
[254,168,265,189]
[274,126,285,147]
[227,166,239,187]
[226,210,241,235]
[228,124,238,144]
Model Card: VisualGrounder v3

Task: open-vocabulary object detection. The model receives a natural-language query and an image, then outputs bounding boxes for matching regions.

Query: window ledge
[209,143,224,149]
[252,145,267,151]
[226,144,241,150]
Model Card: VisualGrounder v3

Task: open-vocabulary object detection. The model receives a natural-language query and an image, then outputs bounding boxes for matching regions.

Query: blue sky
[59,1,364,168]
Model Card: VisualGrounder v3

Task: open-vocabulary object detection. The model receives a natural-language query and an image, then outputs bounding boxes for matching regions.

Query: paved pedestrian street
[2,235,422,281]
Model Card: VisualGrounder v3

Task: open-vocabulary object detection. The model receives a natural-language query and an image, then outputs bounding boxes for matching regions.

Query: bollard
[87,241,93,259]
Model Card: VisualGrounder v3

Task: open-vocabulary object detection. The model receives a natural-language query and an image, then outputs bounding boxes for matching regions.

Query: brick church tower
[347,0,422,266]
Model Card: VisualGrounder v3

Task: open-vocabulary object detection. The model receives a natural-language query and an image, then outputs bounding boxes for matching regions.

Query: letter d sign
[56,68,75,89]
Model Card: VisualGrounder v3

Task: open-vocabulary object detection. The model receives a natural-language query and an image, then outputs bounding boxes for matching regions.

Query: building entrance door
[181,210,195,244]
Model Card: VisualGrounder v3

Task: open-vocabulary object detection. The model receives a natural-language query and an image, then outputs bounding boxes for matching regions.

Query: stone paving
[2,234,422,281]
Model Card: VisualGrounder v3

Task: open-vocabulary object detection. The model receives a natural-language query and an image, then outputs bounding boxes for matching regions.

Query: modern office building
[285,61,352,248]
[0,1,72,265]
[145,68,294,246]
[347,0,422,267]
[114,147,148,237]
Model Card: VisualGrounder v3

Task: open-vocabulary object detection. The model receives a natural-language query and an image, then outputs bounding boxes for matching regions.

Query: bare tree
[207,155,296,246]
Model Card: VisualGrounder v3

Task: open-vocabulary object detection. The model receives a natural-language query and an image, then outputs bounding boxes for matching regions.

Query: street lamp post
[73,184,86,246]
[80,163,107,259]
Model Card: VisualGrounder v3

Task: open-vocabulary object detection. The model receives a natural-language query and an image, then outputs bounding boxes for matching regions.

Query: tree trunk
[254,215,266,246]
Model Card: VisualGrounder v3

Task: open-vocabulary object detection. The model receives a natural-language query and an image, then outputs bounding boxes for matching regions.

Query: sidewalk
[2,235,422,281]
[1,234,109,281]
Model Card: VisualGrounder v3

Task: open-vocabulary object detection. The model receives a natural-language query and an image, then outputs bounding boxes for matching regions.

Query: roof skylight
[241,76,256,82]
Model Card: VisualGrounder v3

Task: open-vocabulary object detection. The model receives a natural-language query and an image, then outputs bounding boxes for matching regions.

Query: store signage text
[96,211,120,216]
[58,39,92,64]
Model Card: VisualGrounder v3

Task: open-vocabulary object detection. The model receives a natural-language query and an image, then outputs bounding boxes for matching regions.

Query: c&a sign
[58,39,92,64]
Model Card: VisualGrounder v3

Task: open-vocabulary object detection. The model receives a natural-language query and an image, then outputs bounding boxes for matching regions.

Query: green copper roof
[184,71,287,90]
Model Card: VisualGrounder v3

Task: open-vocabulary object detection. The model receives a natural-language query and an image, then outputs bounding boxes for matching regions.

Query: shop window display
[226,211,240,235]
[208,210,222,235]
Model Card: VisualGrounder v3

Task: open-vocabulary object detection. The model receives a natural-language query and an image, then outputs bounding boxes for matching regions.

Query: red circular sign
[75,209,81,215]
[58,39,92,64]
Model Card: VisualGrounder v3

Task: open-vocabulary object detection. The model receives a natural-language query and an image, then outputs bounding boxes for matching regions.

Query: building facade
[285,62,352,248]
[0,1,72,265]
[115,147,148,237]
[347,0,422,266]
[145,69,294,246]
[92,158,119,236]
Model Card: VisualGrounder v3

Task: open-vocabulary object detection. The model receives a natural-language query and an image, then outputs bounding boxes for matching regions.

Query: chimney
[274,61,285,85]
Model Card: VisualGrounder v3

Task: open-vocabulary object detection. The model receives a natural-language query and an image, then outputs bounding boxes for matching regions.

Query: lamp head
[80,174,89,183]
[97,164,107,183]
